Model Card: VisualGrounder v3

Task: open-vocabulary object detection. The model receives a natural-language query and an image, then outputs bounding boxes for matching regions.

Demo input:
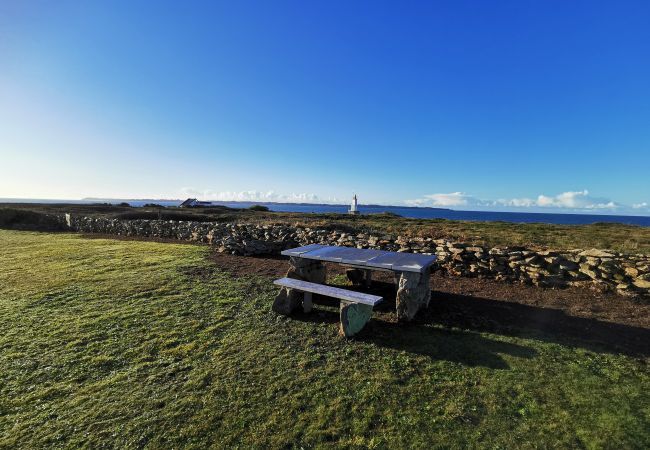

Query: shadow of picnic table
[298,280,649,368]
[295,302,535,370]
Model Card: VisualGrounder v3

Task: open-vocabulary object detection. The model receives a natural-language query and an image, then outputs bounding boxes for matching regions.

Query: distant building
[179,198,213,208]
[348,194,360,215]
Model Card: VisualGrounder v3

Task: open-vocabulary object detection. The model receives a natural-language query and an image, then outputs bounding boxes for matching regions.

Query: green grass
[1,230,648,448]
[284,214,650,254]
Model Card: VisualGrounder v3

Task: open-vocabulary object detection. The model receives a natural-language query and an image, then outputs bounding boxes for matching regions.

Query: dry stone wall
[66,215,650,297]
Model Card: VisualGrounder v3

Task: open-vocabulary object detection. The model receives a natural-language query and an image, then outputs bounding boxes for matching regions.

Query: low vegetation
[0,207,68,231]
[1,230,648,447]
[2,203,650,253]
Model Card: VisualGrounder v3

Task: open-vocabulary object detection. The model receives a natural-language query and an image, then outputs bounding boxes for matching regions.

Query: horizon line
[2,197,650,218]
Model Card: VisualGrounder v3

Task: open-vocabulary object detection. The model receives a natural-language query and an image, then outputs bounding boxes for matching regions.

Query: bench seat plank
[273,277,382,306]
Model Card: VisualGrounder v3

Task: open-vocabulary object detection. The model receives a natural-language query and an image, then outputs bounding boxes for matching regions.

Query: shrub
[0,208,66,231]
[249,205,270,212]
[113,211,219,222]
[371,212,402,218]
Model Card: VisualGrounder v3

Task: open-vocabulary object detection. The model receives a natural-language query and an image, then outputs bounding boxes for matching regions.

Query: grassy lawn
[1,230,648,448]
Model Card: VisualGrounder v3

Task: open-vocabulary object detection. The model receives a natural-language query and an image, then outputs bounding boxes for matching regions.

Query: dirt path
[210,251,650,357]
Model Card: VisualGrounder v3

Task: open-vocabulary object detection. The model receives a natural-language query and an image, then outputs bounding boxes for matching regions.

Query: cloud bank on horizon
[181,187,648,214]
[181,188,345,205]
[406,190,648,213]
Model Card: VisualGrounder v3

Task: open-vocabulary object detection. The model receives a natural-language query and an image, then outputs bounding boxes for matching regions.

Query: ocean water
[2,198,649,226]
[210,202,650,226]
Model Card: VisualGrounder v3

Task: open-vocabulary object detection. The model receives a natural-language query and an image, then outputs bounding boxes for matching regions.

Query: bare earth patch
[210,250,650,357]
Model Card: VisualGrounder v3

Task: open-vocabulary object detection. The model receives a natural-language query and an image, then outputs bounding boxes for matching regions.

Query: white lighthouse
[348,194,360,215]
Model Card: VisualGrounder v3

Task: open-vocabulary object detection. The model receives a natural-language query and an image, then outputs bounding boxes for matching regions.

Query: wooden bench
[273,277,383,337]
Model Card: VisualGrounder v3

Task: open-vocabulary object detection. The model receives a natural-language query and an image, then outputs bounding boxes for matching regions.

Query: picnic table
[272,244,437,327]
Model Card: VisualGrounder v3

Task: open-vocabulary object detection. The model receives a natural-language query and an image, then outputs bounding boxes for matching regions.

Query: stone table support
[346,268,373,288]
[272,257,326,315]
[395,269,431,321]
[364,269,372,288]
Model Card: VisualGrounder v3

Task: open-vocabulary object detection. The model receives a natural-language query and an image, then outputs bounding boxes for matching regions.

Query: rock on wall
[65,215,650,297]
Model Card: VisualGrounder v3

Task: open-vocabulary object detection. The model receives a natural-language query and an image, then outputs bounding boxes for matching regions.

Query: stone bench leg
[339,301,373,337]
[272,257,326,315]
[302,292,313,313]
[395,269,431,321]
[272,287,302,315]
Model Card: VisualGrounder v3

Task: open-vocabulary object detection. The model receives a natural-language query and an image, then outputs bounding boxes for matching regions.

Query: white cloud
[406,189,624,211]
[633,202,648,209]
[180,188,342,204]
[495,197,536,207]
[533,190,618,209]
[405,192,475,207]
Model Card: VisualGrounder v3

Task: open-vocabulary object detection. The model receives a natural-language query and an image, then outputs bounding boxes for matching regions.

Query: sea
[3,198,650,227]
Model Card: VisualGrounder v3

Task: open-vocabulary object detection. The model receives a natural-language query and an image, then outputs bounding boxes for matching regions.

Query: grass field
[1,230,649,448]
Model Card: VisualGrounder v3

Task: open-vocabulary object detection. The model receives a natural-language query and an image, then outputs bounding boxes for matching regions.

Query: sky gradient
[1,1,649,214]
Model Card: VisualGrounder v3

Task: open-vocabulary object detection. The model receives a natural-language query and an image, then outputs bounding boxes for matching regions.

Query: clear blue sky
[1,1,649,214]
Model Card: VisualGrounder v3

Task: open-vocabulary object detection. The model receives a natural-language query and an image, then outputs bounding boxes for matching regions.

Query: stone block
[272,287,302,315]
[396,270,431,321]
[339,302,373,337]
[579,249,615,258]
[633,279,650,289]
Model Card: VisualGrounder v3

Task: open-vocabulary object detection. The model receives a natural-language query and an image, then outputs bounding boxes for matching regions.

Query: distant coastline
[1,197,649,226]
[81,198,453,211]
[1,197,453,212]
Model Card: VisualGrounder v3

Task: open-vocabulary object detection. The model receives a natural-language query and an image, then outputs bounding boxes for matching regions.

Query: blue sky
[1,1,649,214]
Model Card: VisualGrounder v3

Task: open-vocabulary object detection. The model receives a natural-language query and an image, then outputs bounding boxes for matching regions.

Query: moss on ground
[0,230,648,448]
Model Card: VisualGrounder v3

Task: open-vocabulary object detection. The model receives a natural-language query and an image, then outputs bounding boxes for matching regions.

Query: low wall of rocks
[65,215,650,297]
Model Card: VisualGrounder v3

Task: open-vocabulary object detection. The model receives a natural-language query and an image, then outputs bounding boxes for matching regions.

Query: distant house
[179,198,213,208]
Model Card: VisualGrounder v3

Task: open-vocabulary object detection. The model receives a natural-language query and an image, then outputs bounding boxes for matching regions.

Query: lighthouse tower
[348,194,360,215]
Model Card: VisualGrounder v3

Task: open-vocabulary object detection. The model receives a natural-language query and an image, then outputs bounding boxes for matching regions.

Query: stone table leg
[272,257,326,315]
[393,272,401,289]
[395,269,431,321]
[346,268,373,287]
[346,268,365,286]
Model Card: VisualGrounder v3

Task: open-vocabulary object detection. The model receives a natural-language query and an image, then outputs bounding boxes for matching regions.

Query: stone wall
[65,215,650,297]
